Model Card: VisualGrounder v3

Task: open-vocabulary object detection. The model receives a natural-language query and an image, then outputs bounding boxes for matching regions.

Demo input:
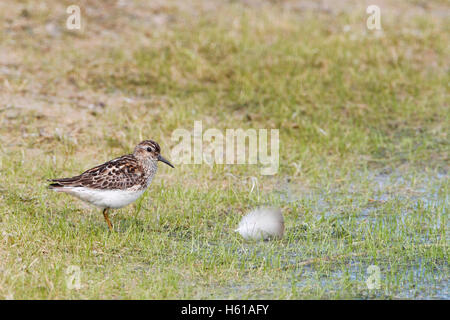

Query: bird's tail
[47,177,79,190]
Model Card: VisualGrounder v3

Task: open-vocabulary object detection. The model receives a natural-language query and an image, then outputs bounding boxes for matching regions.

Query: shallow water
[211,169,449,299]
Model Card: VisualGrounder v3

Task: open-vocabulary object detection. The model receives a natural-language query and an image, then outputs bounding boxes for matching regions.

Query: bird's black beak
[157,154,174,168]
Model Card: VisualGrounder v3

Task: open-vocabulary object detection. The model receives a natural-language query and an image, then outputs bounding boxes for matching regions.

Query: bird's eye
[147,147,153,152]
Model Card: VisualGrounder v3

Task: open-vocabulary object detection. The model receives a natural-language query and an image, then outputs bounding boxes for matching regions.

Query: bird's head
[133,140,174,168]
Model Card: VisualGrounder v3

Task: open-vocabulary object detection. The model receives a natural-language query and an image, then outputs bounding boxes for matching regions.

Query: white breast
[61,187,146,209]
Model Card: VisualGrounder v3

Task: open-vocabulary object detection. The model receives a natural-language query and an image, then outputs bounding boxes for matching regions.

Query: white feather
[235,207,284,240]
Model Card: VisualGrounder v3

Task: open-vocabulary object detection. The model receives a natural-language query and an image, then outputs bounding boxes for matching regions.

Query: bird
[235,207,284,240]
[48,140,174,231]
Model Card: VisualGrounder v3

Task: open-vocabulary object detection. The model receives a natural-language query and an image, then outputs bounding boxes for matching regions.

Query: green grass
[0,0,448,299]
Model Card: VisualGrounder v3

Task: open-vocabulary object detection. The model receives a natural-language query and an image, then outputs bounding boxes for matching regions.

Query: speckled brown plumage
[49,154,148,190]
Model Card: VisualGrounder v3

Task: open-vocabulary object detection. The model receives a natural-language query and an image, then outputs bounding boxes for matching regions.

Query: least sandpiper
[49,140,174,231]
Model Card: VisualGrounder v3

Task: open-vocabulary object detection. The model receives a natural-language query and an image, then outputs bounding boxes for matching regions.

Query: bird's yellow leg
[102,208,114,231]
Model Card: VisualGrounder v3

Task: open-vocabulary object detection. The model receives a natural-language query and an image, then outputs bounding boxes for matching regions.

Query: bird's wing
[48,154,145,190]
